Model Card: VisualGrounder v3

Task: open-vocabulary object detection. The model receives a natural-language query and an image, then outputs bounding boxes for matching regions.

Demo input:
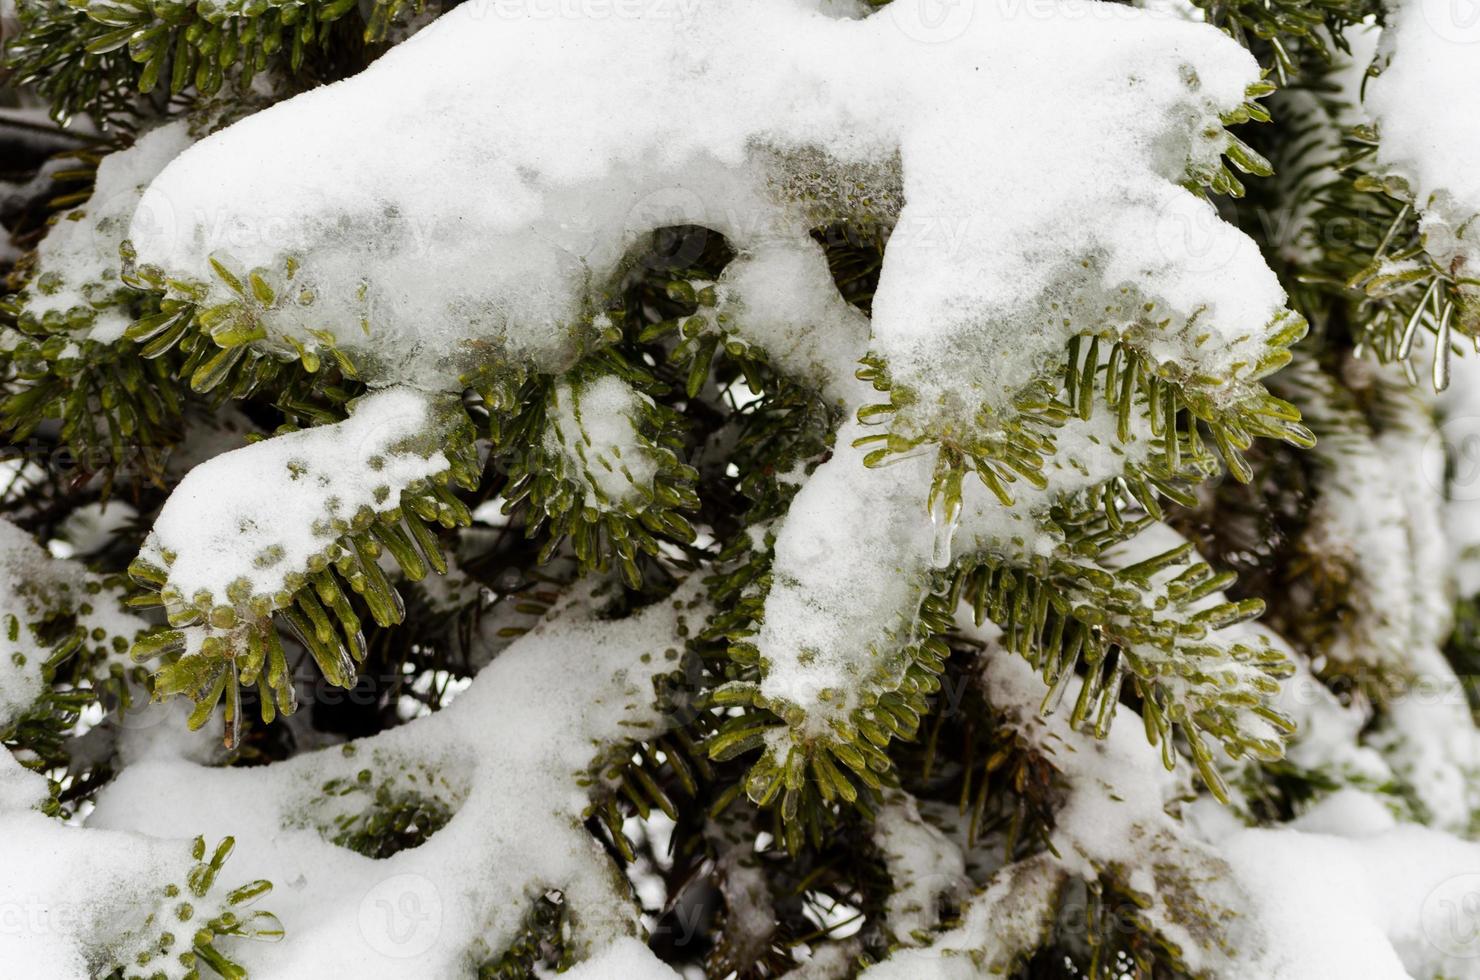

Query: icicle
[930,493,962,570]
[1434,301,1454,391]
[1396,278,1436,360]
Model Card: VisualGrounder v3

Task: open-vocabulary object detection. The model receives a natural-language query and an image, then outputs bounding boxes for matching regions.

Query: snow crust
[129,0,1283,406]
[0,519,145,728]
[75,582,704,979]
[23,122,193,343]
[545,375,659,507]
[139,386,448,606]
[1366,0,1480,314]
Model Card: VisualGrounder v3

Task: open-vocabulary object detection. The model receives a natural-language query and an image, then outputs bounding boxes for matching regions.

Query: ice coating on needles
[5,0,1358,970]
[124,0,1296,737]
[6,0,1480,974]
[21,122,193,344]
[137,387,449,606]
[129,0,1286,406]
[1365,0,1480,325]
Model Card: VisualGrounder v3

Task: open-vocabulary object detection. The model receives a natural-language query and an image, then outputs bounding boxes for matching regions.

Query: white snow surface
[130,0,1286,407]
[6,0,1480,975]
[139,386,449,606]
[73,582,705,979]
[545,375,659,508]
[23,121,193,343]
[0,519,147,727]
[1366,0,1480,308]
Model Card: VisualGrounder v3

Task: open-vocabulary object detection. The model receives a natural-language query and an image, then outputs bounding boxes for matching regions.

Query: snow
[701,812,776,965]
[1283,357,1480,831]
[753,404,1164,729]
[956,620,1277,977]
[1262,24,1380,268]
[115,0,1298,753]
[1286,357,1448,673]
[0,519,147,728]
[859,854,1063,980]
[1287,788,1397,836]
[544,375,660,507]
[0,810,195,979]
[1440,352,1480,595]
[1268,655,1389,790]
[0,747,230,980]
[1217,825,1480,979]
[554,936,683,979]
[76,581,705,978]
[129,0,1284,406]
[1366,0,1480,323]
[860,617,1480,980]
[54,500,139,559]
[973,625,1179,873]
[751,424,936,719]
[19,122,193,344]
[138,386,449,611]
[7,0,1480,974]
[0,521,56,725]
[716,241,872,404]
[872,791,966,942]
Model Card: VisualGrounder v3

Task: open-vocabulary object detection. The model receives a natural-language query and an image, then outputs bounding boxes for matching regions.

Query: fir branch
[127,398,479,744]
[5,0,433,126]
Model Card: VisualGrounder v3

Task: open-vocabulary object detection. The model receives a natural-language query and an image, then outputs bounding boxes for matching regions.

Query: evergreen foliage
[3,0,1480,977]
